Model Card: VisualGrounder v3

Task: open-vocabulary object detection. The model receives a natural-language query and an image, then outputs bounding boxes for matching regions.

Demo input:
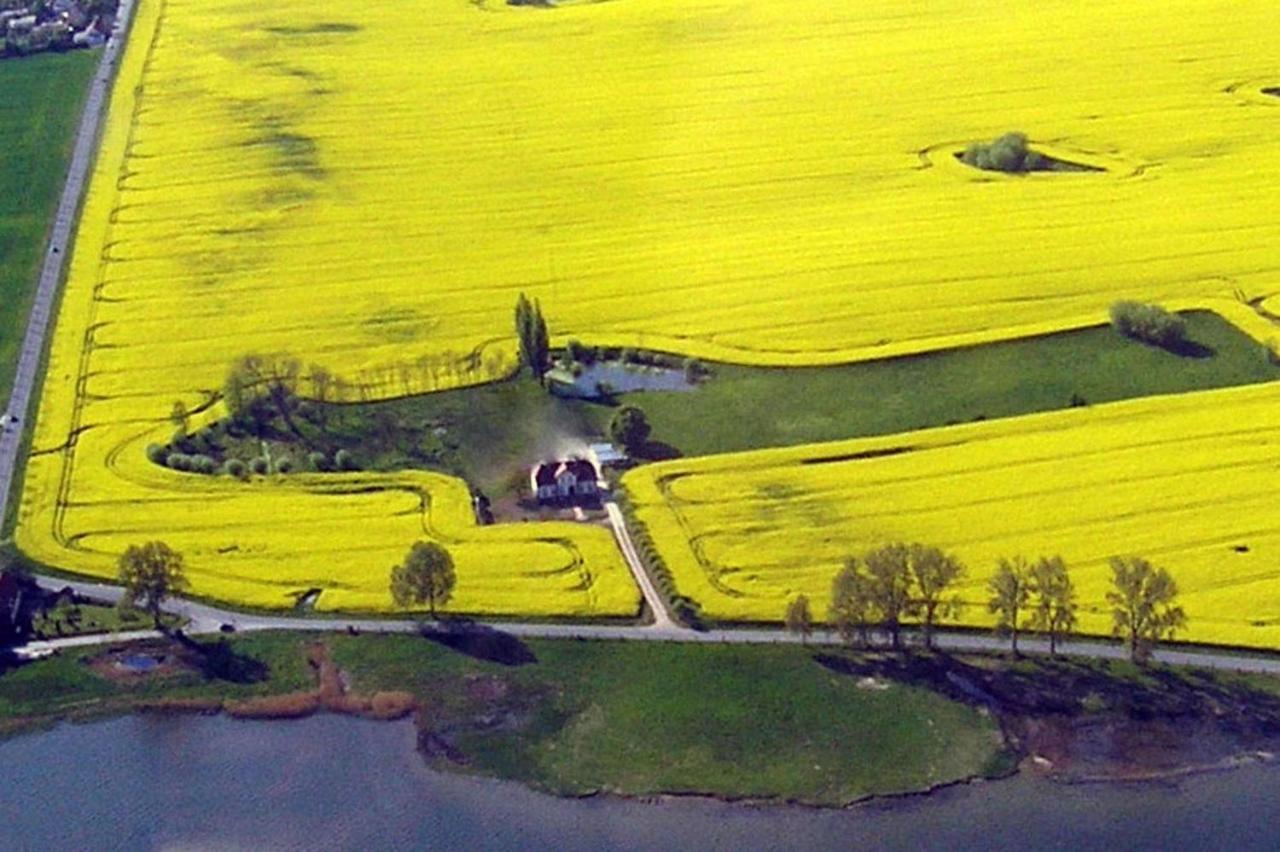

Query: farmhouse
[530,458,601,504]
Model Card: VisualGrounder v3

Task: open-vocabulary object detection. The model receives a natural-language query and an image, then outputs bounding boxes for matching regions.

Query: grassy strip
[163,311,1276,498]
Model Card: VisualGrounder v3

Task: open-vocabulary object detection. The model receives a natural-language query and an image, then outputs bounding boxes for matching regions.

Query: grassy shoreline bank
[7,633,1280,805]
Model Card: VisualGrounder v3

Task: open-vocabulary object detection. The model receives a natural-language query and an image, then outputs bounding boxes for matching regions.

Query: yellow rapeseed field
[625,352,1280,647]
[17,0,1280,621]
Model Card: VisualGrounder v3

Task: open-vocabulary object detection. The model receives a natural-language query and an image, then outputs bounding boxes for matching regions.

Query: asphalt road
[21,574,1280,675]
[0,0,138,526]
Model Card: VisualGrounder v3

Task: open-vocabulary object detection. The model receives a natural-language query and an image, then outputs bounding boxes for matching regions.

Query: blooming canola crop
[626,376,1280,648]
[17,0,1280,620]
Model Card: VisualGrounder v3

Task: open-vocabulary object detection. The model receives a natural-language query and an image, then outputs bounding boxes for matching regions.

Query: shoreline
[5,701,1277,815]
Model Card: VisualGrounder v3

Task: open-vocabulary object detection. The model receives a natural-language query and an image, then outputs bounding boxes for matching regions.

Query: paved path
[24,575,1280,675]
[603,500,676,629]
[0,0,138,524]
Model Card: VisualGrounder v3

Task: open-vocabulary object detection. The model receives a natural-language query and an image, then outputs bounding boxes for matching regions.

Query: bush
[683,357,706,383]
[1109,301,1187,348]
[334,449,358,471]
[961,132,1044,173]
[249,457,270,476]
[620,347,639,365]
[273,456,294,474]
[165,453,191,471]
[190,454,217,474]
[308,451,329,472]
[223,459,248,479]
[565,339,586,364]
[145,443,167,465]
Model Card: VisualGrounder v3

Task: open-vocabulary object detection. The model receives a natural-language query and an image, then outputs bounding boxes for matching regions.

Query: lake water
[3,713,1280,851]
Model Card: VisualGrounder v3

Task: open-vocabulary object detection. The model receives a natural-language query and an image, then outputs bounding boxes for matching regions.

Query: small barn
[530,457,601,504]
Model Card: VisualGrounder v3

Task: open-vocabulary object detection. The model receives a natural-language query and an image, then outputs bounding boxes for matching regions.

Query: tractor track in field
[0,0,141,529]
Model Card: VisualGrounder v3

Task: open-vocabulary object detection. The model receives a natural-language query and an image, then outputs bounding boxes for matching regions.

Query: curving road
[18,573,1280,676]
[0,0,138,525]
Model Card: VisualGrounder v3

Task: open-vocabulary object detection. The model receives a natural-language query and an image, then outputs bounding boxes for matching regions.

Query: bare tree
[988,556,1033,655]
[169,401,190,438]
[907,544,964,650]
[1107,556,1186,663]
[785,594,813,645]
[1029,555,1077,656]
[828,558,875,647]
[864,543,914,650]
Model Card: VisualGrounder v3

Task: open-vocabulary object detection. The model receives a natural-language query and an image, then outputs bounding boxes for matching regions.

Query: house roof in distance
[587,442,626,466]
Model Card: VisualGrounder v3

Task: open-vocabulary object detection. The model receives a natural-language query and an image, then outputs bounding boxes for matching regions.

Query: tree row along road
[19,575,1280,676]
[0,0,139,524]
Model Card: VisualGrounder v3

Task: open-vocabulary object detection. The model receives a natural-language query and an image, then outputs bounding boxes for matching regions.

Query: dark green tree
[608,405,651,453]
[515,294,550,381]
[117,541,188,630]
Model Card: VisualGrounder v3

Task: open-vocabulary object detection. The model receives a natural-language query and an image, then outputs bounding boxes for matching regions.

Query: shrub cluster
[557,342,701,374]
[960,132,1048,173]
[166,453,217,474]
[1109,301,1187,348]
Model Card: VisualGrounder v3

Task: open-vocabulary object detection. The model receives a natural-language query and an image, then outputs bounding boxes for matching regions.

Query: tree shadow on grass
[1163,338,1216,359]
[175,634,269,684]
[633,440,681,462]
[420,620,537,667]
[813,650,1280,728]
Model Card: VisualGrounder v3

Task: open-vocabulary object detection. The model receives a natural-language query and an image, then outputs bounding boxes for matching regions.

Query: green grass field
[0,51,97,404]
[633,311,1277,457]
[170,311,1276,499]
[0,633,1005,802]
[327,636,1008,803]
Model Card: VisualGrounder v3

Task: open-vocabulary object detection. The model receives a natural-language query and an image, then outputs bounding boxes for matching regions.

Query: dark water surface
[2,713,1278,851]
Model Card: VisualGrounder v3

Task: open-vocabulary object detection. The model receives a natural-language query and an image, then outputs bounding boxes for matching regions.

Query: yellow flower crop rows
[16,0,1280,622]
[626,367,1280,647]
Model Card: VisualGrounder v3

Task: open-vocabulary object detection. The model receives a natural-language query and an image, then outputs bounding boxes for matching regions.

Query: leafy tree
[117,541,188,630]
[1029,555,1077,656]
[609,405,651,453]
[907,543,964,650]
[863,543,914,650]
[988,556,1033,655]
[514,294,550,382]
[784,594,813,644]
[1107,556,1186,663]
[829,559,875,646]
[391,541,457,618]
